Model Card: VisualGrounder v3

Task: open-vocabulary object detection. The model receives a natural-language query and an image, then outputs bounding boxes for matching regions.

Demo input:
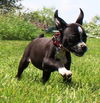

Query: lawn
[0,38,100,103]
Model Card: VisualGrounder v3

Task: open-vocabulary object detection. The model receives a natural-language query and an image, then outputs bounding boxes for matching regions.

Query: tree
[32,7,55,26]
[0,0,22,13]
[91,15,100,24]
[23,7,55,30]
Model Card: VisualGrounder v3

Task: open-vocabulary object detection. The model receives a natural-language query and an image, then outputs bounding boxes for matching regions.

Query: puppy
[16,9,87,83]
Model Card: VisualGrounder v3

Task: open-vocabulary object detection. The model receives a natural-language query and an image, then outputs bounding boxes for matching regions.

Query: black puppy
[16,9,87,83]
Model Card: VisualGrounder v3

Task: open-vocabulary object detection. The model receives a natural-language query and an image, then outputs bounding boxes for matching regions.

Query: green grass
[0,38,100,103]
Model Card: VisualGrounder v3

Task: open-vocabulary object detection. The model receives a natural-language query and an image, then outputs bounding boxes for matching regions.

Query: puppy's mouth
[73,51,86,57]
[63,41,87,57]
[70,45,88,57]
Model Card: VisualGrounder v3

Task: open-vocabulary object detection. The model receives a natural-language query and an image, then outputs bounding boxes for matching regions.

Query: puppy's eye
[68,35,80,46]
[69,35,79,41]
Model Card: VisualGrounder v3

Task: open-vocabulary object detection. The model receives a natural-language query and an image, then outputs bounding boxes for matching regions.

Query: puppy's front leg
[43,58,72,83]
[42,58,63,83]
[42,46,72,83]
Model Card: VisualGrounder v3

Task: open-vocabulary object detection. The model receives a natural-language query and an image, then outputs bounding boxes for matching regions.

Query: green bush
[0,14,42,40]
[84,22,100,36]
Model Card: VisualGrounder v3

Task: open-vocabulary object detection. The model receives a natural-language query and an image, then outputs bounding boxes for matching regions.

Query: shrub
[0,14,43,40]
[84,22,100,36]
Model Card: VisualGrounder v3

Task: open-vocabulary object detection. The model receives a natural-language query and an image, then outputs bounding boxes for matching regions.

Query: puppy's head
[54,9,87,57]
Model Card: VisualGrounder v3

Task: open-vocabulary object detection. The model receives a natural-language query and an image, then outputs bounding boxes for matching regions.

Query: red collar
[52,32,70,52]
[52,32,63,49]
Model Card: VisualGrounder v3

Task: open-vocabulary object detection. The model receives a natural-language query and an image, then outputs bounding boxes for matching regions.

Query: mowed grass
[0,38,100,103]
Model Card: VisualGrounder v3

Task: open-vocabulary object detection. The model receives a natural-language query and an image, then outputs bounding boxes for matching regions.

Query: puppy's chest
[55,48,67,64]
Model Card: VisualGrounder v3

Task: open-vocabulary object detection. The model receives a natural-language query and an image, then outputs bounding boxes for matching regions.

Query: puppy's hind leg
[16,57,30,79]
[16,45,31,79]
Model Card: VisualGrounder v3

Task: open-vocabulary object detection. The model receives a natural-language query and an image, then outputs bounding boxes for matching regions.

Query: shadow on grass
[63,80,84,89]
[15,73,83,88]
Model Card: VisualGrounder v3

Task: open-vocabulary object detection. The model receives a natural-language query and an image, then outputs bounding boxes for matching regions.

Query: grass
[0,38,100,103]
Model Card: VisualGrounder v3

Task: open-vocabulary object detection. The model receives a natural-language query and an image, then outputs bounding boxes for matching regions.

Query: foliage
[84,15,100,36]
[84,22,100,36]
[0,0,22,13]
[0,38,100,103]
[23,7,55,28]
[0,6,100,40]
[91,15,100,24]
[0,14,43,40]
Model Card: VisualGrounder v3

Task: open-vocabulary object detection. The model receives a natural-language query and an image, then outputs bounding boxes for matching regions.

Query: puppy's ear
[54,10,67,31]
[76,8,84,25]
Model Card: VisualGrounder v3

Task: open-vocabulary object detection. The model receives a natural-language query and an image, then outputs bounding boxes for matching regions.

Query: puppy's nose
[81,45,87,52]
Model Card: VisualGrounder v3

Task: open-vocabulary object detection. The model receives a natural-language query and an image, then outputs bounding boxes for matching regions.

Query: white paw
[58,67,72,76]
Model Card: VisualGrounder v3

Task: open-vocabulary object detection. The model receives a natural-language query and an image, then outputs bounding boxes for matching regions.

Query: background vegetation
[84,16,100,37]
[0,0,100,40]
[0,0,22,13]
[0,13,42,40]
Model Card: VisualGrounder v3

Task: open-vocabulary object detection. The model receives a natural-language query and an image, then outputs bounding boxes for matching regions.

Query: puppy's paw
[58,67,72,82]
[15,75,21,80]
[63,74,72,83]
[58,67,72,76]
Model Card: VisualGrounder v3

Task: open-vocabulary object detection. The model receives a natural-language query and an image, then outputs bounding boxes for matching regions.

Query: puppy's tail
[38,34,44,38]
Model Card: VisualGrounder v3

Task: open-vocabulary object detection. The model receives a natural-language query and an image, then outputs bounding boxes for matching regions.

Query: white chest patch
[78,26,83,34]
[55,48,67,64]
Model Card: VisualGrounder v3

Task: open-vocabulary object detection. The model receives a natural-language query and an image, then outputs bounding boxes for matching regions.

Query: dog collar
[52,32,63,49]
[52,32,70,52]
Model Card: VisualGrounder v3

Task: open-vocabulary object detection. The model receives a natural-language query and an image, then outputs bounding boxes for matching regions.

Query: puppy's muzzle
[72,42,88,57]
[78,42,87,52]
